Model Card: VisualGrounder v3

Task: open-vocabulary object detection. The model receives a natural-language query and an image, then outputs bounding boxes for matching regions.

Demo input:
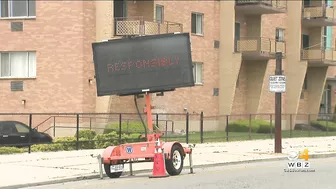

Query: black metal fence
[0,112,335,154]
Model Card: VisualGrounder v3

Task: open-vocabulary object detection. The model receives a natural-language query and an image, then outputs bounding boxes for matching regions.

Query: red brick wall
[0,1,92,114]
[147,1,220,116]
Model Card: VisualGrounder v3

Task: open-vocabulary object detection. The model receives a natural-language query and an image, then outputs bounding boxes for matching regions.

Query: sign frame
[92,32,194,97]
[269,75,286,93]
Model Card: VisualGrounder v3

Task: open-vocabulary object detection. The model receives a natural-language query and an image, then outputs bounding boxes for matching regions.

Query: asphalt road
[22,157,336,189]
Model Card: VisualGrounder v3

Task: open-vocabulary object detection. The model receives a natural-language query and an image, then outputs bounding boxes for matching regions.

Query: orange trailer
[101,93,193,178]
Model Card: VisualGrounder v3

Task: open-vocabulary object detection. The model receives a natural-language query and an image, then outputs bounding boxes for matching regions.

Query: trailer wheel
[165,144,184,176]
[104,162,123,178]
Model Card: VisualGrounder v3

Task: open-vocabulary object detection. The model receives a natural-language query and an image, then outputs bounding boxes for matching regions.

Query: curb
[2,152,336,189]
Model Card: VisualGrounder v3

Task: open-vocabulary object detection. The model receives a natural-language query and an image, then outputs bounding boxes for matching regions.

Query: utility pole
[274,52,283,153]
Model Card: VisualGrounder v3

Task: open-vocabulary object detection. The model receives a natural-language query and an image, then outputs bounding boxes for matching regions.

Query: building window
[275,28,285,42]
[193,62,203,84]
[0,51,36,78]
[191,12,203,35]
[155,5,163,24]
[0,0,36,18]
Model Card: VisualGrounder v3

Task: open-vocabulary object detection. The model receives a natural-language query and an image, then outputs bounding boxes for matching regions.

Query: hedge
[103,121,160,134]
[227,119,275,133]
[310,120,336,132]
[0,129,143,154]
[0,147,26,155]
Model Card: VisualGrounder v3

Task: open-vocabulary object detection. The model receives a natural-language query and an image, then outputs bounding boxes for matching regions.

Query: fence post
[172,122,175,133]
[76,114,79,150]
[270,114,273,139]
[248,114,252,140]
[127,120,129,134]
[326,118,329,136]
[28,114,32,154]
[308,114,311,137]
[119,114,122,144]
[226,115,229,142]
[156,113,159,131]
[53,116,56,137]
[200,112,204,144]
[165,121,168,142]
[89,117,92,130]
[186,112,189,144]
[290,114,293,138]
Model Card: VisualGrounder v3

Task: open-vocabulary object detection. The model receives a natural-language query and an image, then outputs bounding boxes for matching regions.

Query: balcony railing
[302,5,336,20]
[301,48,336,63]
[235,0,287,13]
[235,37,286,56]
[114,16,183,36]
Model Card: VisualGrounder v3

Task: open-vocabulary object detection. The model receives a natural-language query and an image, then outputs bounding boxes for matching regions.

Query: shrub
[74,130,97,149]
[94,132,119,149]
[0,130,143,154]
[258,123,275,133]
[311,120,336,131]
[121,133,146,143]
[227,119,274,133]
[31,137,97,152]
[103,121,159,134]
[54,136,77,151]
[333,106,336,122]
[75,130,96,139]
[31,143,64,152]
[0,147,25,155]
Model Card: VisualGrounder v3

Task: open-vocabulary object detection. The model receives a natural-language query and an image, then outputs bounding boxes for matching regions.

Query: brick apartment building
[1,0,336,132]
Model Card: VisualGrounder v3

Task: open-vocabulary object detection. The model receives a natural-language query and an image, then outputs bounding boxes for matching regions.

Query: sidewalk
[0,136,336,188]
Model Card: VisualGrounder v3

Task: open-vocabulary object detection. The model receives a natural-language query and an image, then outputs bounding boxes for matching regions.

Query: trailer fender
[102,146,120,164]
[162,142,185,160]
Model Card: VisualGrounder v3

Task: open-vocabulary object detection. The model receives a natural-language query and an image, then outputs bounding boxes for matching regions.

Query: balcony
[302,5,336,27]
[114,17,183,36]
[235,0,287,15]
[235,37,286,60]
[301,48,336,66]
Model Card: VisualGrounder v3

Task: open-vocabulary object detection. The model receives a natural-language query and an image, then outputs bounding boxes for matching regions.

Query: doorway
[303,0,310,7]
[114,0,128,35]
[114,0,127,18]
[234,22,241,52]
[302,34,310,49]
[319,85,332,118]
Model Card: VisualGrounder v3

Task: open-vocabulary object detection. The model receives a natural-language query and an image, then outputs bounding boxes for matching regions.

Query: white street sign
[269,75,286,93]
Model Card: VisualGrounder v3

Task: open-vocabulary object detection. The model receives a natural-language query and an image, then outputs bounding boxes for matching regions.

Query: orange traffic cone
[149,138,169,178]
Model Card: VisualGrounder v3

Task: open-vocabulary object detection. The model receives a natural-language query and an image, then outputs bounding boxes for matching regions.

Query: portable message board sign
[92,33,194,96]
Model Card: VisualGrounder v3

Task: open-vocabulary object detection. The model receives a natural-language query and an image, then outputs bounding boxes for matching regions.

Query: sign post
[269,52,284,153]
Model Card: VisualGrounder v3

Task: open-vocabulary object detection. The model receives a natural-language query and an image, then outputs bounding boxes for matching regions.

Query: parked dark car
[0,121,53,147]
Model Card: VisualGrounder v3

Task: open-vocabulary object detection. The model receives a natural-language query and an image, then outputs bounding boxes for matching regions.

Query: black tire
[165,144,184,176]
[104,163,123,178]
